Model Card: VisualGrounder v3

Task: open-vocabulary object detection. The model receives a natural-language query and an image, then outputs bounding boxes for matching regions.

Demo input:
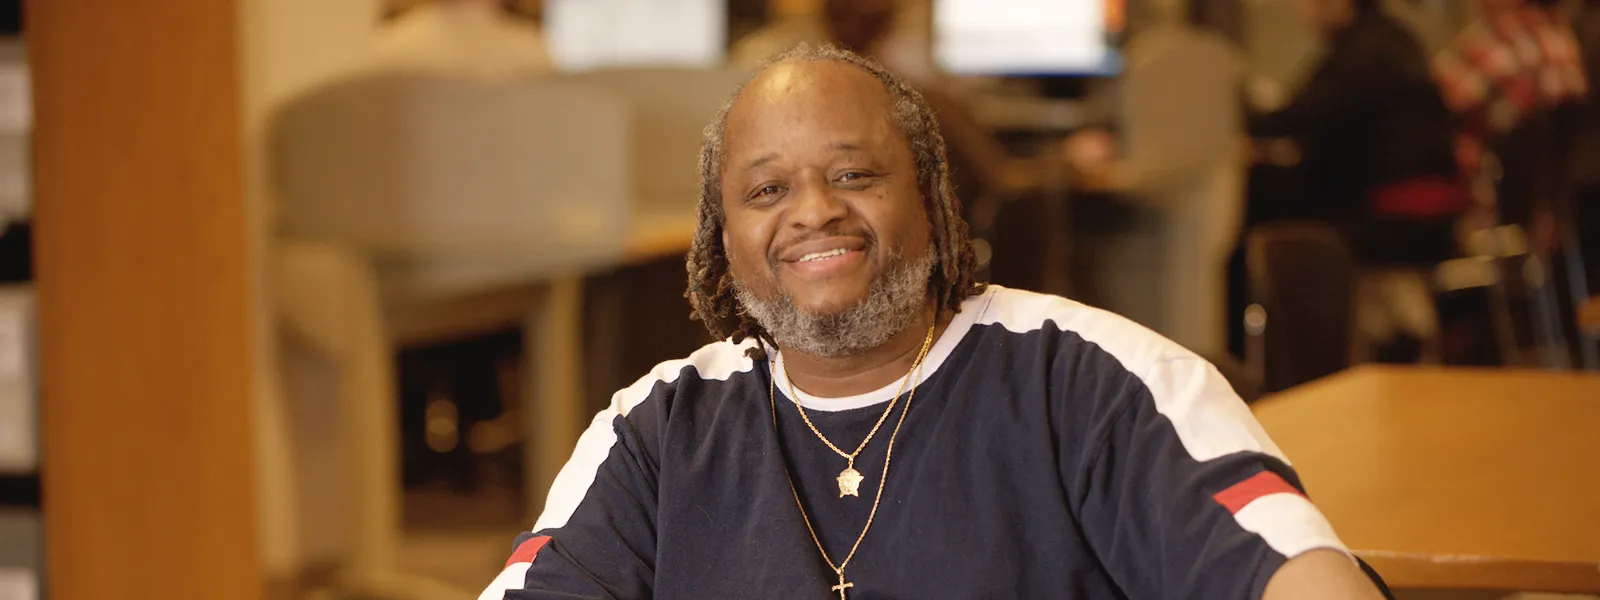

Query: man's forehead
[728,60,893,124]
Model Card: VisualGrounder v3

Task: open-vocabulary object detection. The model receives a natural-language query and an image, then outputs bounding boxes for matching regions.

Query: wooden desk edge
[1359,551,1600,593]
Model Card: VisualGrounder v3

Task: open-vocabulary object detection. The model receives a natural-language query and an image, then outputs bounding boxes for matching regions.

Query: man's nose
[786,178,849,231]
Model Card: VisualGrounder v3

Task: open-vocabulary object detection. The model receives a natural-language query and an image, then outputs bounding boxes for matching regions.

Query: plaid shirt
[1434,7,1588,177]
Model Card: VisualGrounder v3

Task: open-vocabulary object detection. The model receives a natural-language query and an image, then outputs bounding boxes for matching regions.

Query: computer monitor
[545,0,725,71]
[934,0,1124,76]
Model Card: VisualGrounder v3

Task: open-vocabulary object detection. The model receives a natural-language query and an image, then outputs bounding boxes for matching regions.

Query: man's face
[718,60,932,356]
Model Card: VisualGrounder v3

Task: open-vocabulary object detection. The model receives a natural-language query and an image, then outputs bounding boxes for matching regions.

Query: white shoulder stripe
[477,563,530,600]
[977,286,1287,463]
[531,339,757,533]
[1233,494,1349,559]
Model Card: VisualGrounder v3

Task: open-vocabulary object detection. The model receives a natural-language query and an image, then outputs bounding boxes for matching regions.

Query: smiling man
[479,45,1383,600]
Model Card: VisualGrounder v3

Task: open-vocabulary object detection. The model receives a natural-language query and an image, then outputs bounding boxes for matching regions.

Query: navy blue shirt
[479,286,1347,599]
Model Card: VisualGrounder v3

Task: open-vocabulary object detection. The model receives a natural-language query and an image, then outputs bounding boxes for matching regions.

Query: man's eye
[749,184,784,200]
[837,171,874,185]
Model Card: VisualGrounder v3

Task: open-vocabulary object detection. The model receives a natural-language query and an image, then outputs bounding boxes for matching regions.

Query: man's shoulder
[972,285,1195,374]
[609,338,761,417]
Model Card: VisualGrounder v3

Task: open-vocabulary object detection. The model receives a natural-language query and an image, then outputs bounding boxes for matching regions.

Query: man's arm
[479,374,671,600]
[1265,549,1385,600]
[1066,351,1380,599]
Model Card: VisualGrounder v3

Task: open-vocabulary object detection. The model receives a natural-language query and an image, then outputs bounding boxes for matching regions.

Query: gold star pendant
[837,467,864,497]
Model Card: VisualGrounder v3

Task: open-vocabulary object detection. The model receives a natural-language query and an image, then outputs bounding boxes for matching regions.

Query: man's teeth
[799,248,852,262]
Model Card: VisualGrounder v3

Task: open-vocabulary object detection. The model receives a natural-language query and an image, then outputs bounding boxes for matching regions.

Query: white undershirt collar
[770,287,993,412]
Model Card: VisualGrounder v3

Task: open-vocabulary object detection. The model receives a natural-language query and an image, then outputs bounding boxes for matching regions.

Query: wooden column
[30,0,262,598]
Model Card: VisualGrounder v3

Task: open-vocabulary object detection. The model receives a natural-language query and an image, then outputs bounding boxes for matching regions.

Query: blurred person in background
[732,0,937,84]
[1249,0,1461,362]
[1061,0,1247,358]
[1573,0,1600,288]
[376,0,553,78]
[1434,0,1587,246]
[1435,0,1592,364]
[1251,0,1461,262]
[730,0,830,67]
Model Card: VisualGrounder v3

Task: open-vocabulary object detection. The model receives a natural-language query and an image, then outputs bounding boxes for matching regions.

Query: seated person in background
[1249,0,1461,267]
[731,0,936,85]
[375,0,553,79]
[1250,0,1461,363]
[478,45,1382,600]
[1572,0,1600,289]
[1434,0,1587,248]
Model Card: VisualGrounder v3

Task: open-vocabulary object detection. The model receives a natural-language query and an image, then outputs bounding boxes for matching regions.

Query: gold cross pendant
[831,571,854,599]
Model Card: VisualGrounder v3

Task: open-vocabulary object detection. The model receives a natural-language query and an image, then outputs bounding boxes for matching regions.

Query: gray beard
[734,247,934,358]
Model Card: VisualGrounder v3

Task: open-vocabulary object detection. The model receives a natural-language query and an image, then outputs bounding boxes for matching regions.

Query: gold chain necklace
[768,329,934,600]
[781,326,935,498]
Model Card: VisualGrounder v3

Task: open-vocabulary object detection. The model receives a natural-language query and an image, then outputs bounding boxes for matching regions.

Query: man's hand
[1263,549,1385,600]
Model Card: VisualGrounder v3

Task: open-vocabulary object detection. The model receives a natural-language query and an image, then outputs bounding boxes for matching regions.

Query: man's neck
[781,299,950,399]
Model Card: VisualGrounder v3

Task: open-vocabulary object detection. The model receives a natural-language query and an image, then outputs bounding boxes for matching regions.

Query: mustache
[768,227,878,264]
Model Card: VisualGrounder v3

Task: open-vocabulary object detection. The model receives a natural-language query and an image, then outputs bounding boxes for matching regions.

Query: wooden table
[1253,366,1600,592]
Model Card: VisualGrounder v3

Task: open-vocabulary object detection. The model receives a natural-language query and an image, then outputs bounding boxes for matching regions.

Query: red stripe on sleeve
[1212,471,1304,514]
[506,535,552,567]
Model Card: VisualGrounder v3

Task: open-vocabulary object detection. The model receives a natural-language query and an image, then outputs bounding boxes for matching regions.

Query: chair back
[1246,221,1357,392]
[564,67,748,212]
[270,70,634,295]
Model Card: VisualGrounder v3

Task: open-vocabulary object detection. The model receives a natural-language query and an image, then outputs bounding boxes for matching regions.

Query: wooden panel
[1255,366,1600,592]
[29,1,262,598]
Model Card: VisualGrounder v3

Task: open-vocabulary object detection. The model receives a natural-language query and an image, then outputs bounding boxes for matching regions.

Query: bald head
[723,60,906,180]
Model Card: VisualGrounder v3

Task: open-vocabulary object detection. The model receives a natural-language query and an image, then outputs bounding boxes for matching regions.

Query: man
[480,45,1382,599]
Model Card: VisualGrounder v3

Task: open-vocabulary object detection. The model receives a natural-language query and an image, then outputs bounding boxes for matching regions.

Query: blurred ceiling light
[468,417,517,455]
[424,396,460,454]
